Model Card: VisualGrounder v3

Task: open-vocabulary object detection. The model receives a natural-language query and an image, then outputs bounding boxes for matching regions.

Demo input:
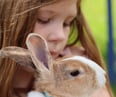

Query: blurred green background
[82,0,116,96]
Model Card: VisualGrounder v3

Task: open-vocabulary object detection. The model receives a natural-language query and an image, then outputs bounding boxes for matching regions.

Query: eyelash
[37,18,50,24]
[37,18,74,27]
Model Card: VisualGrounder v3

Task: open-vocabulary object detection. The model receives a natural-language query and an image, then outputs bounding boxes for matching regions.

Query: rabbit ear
[0,46,34,68]
[26,33,52,71]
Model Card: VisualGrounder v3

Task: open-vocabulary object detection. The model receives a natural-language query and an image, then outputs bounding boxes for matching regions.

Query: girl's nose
[47,24,66,42]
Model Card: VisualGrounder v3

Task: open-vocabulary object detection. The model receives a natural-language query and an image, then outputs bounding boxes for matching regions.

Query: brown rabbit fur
[0,33,106,97]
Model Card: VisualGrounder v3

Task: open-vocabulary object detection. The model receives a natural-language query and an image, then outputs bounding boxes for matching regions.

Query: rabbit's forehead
[58,60,85,69]
[62,56,106,74]
[63,61,88,73]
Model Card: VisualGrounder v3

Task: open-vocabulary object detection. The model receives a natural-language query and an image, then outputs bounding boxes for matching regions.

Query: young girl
[0,0,114,97]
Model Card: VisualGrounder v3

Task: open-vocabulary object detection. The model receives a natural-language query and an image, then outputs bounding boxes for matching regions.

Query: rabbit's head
[0,33,106,97]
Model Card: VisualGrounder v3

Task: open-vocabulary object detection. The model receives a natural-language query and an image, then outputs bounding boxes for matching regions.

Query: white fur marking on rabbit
[28,91,45,97]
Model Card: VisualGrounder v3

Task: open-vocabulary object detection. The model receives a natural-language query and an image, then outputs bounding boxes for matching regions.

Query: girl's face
[33,0,77,59]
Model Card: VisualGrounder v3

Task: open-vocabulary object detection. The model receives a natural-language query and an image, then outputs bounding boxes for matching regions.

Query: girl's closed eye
[37,18,51,24]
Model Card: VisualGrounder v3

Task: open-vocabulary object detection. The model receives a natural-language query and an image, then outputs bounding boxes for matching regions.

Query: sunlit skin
[33,0,77,59]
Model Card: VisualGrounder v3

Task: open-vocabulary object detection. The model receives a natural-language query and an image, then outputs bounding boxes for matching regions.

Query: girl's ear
[0,46,34,68]
[26,33,52,70]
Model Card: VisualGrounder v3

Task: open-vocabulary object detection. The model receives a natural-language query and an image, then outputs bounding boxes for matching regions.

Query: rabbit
[0,33,106,97]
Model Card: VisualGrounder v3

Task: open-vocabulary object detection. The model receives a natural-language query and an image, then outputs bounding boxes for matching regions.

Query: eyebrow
[37,10,56,18]
[37,11,77,23]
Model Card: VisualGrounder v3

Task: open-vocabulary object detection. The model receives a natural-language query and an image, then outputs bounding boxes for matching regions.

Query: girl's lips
[50,51,57,56]
[50,51,58,58]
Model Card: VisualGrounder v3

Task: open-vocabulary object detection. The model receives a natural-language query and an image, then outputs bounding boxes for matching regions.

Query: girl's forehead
[39,0,78,14]
[41,0,78,8]
[54,0,78,5]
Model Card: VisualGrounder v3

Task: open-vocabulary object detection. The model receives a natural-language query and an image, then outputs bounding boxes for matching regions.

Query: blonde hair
[0,0,114,97]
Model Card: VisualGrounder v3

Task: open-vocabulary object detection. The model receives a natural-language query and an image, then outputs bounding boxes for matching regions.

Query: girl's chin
[51,54,59,59]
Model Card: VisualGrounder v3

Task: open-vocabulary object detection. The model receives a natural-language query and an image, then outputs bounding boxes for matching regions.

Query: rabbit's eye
[70,70,80,77]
